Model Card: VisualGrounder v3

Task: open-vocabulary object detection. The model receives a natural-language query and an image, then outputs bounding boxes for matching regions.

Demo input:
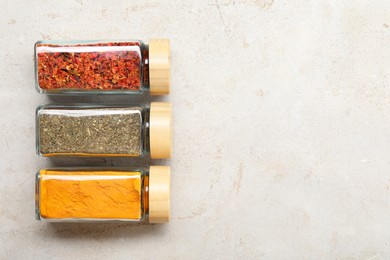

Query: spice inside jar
[38,107,142,156]
[38,169,143,220]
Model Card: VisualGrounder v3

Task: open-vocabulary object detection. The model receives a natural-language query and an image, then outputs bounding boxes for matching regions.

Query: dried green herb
[38,107,142,156]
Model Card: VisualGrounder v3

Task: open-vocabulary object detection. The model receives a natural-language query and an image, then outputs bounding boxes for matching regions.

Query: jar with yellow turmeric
[35,166,170,223]
[36,102,172,159]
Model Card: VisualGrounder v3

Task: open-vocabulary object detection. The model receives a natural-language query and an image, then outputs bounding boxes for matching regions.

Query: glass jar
[36,102,172,159]
[35,39,170,95]
[35,166,170,223]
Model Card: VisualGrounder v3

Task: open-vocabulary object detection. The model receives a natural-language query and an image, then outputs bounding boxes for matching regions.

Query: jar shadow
[46,93,149,105]
[46,222,167,239]
[45,92,169,105]
[47,157,149,168]
[46,157,170,168]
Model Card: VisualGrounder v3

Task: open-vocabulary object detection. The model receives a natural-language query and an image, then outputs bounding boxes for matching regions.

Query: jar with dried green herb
[35,39,170,95]
[36,102,172,159]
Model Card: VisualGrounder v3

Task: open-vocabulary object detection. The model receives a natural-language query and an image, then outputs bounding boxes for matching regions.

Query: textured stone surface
[1,0,390,258]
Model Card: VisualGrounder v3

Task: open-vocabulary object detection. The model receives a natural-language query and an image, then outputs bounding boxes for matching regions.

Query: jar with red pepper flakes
[35,39,170,95]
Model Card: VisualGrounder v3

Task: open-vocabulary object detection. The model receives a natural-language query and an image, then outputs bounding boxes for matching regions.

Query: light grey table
[1,0,390,259]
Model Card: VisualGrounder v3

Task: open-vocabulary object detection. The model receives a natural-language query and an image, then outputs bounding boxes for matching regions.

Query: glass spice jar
[36,102,172,159]
[35,39,170,95]
[35,166,170,223]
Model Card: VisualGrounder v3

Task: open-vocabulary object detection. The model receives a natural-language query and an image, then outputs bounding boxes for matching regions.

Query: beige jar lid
[149,39,170,95]
[149,166,170,223]
[150,102,172,159]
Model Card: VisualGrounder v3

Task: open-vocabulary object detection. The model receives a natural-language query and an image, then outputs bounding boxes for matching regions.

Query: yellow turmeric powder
[38,169,142,220]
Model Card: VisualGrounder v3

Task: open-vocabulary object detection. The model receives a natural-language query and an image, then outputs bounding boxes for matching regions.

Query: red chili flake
[36,42,146,91]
